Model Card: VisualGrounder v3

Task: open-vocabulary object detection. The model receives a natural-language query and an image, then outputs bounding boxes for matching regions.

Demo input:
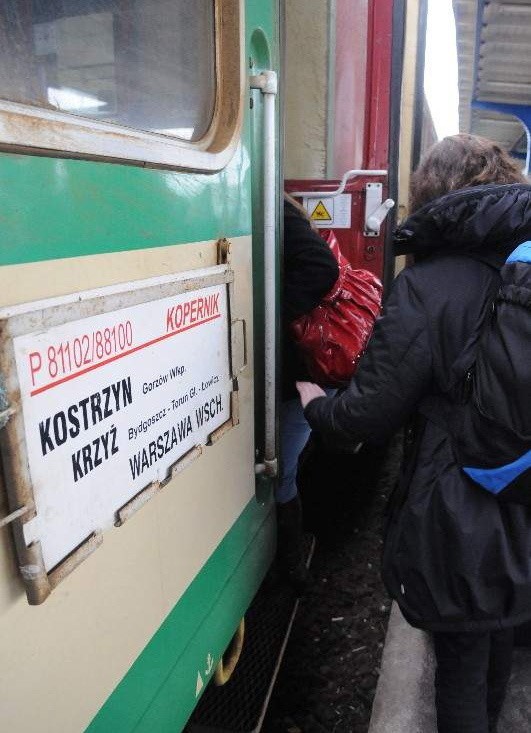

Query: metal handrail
[250,72,278,478]
[290,168,388,198]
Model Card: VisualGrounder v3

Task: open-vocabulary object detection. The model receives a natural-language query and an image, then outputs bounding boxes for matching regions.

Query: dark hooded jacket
[304,183,531,632]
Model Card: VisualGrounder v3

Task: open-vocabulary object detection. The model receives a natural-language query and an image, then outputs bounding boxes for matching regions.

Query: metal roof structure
[453,0,531,164]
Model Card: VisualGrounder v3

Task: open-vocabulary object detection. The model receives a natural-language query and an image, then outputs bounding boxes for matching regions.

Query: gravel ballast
[264,436,402,733]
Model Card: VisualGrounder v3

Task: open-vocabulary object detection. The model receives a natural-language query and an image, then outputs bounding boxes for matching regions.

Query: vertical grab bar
[250,71,278,478]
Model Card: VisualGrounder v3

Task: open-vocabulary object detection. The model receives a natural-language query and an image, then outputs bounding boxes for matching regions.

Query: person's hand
[296,381,326,408]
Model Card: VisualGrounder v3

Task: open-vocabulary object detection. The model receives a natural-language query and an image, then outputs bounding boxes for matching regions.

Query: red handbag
[290,230,382,387]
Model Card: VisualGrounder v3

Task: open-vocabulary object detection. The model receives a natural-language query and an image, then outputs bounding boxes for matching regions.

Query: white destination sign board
[12,279,232,572]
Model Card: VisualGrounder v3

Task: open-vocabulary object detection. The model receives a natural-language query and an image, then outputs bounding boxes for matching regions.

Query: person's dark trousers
[432,629,514,733]
[276,495,309,594]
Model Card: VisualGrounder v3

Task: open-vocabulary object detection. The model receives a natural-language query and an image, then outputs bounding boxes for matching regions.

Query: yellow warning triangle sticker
[309,200,332,221]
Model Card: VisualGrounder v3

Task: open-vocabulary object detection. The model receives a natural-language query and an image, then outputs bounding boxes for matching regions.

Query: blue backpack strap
[464,449,531,494]
[506,241,531,264]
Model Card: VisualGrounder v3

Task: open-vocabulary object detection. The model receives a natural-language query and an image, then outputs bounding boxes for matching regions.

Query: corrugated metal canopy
[453,0,531,159]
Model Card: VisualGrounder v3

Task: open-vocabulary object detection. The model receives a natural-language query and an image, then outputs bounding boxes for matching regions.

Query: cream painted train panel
[0,236,256,732]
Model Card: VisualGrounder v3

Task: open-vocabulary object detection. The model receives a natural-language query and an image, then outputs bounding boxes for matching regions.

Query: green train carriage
[0,0,411,730]
[0,1,281,730]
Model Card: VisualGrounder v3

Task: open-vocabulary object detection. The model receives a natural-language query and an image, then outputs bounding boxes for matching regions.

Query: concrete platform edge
[368,601,436,733]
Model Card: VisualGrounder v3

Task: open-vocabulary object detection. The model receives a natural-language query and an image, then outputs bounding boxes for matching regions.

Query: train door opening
[283,0,405,291]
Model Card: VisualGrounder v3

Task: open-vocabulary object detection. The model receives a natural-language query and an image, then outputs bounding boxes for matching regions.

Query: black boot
[276,495,310,595]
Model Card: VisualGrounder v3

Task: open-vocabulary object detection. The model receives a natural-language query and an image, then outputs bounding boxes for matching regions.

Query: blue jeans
[277,390,335,505]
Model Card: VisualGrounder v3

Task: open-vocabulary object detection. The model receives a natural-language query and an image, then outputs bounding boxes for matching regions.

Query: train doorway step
[186,535,315,733]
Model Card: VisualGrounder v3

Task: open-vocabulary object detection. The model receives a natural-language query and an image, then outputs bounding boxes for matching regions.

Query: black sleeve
[304,268,433,443]
[283,202,339,322]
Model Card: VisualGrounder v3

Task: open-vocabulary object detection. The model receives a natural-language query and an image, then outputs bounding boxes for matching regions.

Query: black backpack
[454,241,531,504]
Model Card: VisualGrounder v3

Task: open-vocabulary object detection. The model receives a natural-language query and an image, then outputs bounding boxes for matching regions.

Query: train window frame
[0,0,244,172]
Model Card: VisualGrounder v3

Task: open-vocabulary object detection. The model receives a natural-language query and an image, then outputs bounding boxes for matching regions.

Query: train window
[0,0,243,170]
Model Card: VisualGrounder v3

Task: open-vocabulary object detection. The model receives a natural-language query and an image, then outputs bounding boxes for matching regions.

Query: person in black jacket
[277,194,338,589]
[296,135,531,732]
